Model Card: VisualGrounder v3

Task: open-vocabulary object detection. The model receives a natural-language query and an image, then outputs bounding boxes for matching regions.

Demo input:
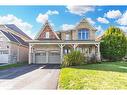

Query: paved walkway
[0,64,60,89]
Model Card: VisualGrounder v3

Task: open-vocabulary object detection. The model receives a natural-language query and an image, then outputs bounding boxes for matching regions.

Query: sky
[0,6,127,38]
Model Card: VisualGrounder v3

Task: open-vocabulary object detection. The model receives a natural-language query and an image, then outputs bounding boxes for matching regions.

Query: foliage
[63,50,85,67]
[87,53,97,64]
[100,26,127,61]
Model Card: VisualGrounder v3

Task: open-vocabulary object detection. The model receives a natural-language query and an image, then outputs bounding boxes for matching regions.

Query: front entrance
[35,50,60,64]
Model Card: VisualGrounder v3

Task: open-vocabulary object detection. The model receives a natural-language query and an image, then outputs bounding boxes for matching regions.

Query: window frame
[45,32,49,39]
[78,29,89,40]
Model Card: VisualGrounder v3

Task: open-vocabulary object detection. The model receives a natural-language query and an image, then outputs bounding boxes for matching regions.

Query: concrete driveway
[0,64,60,89]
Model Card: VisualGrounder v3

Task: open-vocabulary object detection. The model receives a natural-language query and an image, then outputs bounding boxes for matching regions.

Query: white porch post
[58,44,65,64]
[95,43,101,61]
[61,45,63,64]
[29,44,32,64]
[73,44,78,50]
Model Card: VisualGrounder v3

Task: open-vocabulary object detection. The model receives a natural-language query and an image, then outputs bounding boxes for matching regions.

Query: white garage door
[48,51,60,64]
[35,51,46,64]
[0,50,9,63]
[35,50,60,64]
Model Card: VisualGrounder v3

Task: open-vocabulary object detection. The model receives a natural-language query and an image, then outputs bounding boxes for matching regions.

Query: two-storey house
[0,24,31,64]
[27,18,101,64]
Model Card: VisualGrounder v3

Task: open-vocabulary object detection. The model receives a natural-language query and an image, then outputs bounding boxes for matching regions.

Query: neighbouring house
[0,24,31,64]
[27,18,101,64]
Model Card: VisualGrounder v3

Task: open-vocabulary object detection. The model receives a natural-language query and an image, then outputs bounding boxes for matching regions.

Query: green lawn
[58,61,127,90]
[0,62,27,70]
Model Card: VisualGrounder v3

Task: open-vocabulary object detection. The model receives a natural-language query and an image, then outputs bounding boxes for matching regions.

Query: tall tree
[100,26,127,61]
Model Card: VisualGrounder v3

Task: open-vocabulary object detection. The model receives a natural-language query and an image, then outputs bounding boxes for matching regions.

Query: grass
[58,61,127,90]
[0,62,27,70]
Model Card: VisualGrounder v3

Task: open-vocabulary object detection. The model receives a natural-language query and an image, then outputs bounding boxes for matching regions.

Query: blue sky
[0,6,127,38]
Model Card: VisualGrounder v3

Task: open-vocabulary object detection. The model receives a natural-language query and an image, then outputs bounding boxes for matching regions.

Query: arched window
[78,29,89,40]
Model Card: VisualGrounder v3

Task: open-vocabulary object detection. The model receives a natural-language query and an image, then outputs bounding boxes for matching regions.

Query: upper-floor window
[45,32,49,38]
[78,29,89,40]
[66,33,70,40]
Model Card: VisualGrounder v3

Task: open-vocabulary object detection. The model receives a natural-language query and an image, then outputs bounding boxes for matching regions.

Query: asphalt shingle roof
[5,24,31,39]
[0,30,28,46]
[1,30,19,43]
[11,33,28,46]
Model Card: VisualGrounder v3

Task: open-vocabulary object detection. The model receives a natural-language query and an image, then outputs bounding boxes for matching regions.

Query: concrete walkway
[0,64,60,90]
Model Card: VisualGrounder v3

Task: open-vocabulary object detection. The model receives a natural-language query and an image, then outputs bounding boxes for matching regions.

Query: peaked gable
[76,18,97,31]
[36,21,59,40]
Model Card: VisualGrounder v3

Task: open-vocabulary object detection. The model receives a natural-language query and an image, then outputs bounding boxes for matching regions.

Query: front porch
[28,40,101,64]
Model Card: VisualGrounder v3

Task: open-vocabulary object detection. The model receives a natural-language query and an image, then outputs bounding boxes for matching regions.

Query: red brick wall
[37,25,58,40]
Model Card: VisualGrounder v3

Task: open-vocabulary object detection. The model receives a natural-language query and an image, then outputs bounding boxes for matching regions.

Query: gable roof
[1,30,19,43]
[76,18,97,31]
[5,24,31,40]
[0,30,28,46]
[35,21,60,40]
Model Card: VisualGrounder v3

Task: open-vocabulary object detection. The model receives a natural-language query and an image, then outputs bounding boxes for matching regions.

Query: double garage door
[35,50,60,64]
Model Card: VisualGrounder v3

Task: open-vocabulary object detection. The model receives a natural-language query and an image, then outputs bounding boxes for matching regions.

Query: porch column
[32,47,35,64]
[29,44,32,64]
[58,44,65,64]
[95,43,101,61]
[73,44,78,50]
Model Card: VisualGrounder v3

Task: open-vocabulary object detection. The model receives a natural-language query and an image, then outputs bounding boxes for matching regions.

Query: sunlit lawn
[58,61,127,89]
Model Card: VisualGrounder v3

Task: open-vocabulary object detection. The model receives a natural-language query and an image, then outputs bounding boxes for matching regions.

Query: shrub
[87,53,97,64]
[63,50,85,67]
[100,26,127,61]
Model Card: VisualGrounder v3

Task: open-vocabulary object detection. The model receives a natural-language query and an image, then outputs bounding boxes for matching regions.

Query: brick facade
[38,24,58,40]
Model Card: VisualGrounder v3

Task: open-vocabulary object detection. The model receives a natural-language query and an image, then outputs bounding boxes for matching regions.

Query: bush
[100,26,127,61]
[87,53,97,64]
[63,50,85,67]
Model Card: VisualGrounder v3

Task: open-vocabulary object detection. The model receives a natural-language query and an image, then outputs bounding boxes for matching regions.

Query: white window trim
[78,29,89,40]
[46,32,49,38]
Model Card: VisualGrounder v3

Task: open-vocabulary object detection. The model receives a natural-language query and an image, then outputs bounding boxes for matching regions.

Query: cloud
[86,18,95,25]
[46,10,59,15]
[97,17,109,24]
[61,24,75,30]
[0,14,33,38]
[36,10,59,24]
[36,13,48,24]
[104,10,122,19]
[95,25,104,37]
[118,26,127,32]
[66,6,95,16]
[117,10,127,25]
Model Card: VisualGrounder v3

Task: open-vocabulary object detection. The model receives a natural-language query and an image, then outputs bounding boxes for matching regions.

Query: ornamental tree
[100,26,127,61]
